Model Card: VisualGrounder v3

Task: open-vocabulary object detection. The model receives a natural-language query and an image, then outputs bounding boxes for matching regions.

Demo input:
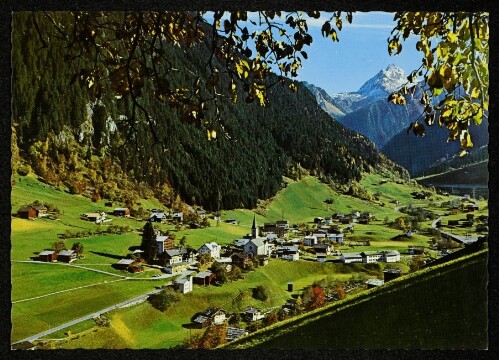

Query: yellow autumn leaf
[447,32,458,43]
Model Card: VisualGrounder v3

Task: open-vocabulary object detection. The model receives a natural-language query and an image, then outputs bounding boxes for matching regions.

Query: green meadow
[11,173,480,348]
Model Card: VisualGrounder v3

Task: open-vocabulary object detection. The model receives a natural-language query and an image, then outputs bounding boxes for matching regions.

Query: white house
[383,250,401,262]
[198,242,221,259]
[341,253,364,264]
[172,212,184,222]
[163,249,183,264]
[303,235,317,246]
[243,307,264,322]
[149,212,167,222]
[276,245,300,261]
[361,251,385,263]
[177,275,193,294]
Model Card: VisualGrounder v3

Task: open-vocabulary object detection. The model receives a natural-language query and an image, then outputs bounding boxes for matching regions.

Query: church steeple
[251,214,258,238]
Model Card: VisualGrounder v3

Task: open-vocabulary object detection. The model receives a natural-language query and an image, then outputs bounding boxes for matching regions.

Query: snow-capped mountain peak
[357,64,407,98]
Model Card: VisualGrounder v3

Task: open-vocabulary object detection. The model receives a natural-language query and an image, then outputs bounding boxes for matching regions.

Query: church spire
[252,214,258,238]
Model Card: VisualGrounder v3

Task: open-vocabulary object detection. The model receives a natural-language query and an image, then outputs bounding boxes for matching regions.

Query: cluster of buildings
[16,204,48,219]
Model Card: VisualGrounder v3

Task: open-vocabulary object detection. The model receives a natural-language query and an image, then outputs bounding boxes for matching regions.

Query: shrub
[252,284,271,301]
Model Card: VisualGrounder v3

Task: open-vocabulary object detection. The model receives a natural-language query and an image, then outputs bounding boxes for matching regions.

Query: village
[13,183,488,346]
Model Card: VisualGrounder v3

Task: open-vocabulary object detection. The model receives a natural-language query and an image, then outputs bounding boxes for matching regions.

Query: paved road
[12,283,172,345]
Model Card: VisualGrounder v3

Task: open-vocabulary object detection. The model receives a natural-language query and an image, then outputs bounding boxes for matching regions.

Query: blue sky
[294,12,421,94]
[205,11,422,95]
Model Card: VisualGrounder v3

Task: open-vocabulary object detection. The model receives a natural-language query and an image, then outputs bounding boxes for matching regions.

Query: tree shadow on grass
[89,251,123,260]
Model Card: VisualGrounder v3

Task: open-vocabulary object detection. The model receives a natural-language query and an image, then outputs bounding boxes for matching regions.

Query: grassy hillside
[223,249,488,349]
[12,173,482,347]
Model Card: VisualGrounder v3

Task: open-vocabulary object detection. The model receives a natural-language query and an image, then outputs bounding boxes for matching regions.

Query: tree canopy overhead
[31,10,488,152]
[23,11,489,154]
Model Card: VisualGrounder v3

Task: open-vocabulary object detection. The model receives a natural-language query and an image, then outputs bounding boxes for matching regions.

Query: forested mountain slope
[12,13,407,211]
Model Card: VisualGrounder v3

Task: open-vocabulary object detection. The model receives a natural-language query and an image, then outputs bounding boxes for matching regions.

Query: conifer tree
[141,222,158,263]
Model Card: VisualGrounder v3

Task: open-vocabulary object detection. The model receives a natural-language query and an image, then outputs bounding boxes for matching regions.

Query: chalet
[362,212,374,220]
[38,250,57,262]
[176,275,193,294]
[332,213,344,220]
[197,210,207,219]
[303,235,317,247]
[244,237,271,257]
[198,242,221,259]
[226,327,249,341]
[466,203,479,212]
[115,258,135,270]
[383,268,402,282]
[82,212,105,223]
[365,278,384,288]
[340,253,363,264]
[172,212,184,222]
[408,246,425,255]
[243,307,264,322]
[276,220,289,229]
[191,307,226,328]
[358,218,369,225]
[231,253,252,269]
[313,244,333,255]
[17,206,36,219]
[340,217,352,225]
[58,249,77,263]
[263,222,277,233]
[163,261,190,274]
[113,207,130,217]
[162,249,184,264]
[156,235,173,254]
[33,205,48,217]
[149,212,167,222]
[276,245,300,261]
[193,270,216,286]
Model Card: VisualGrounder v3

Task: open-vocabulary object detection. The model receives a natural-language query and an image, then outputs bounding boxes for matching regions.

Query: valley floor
[10,173,488,349]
